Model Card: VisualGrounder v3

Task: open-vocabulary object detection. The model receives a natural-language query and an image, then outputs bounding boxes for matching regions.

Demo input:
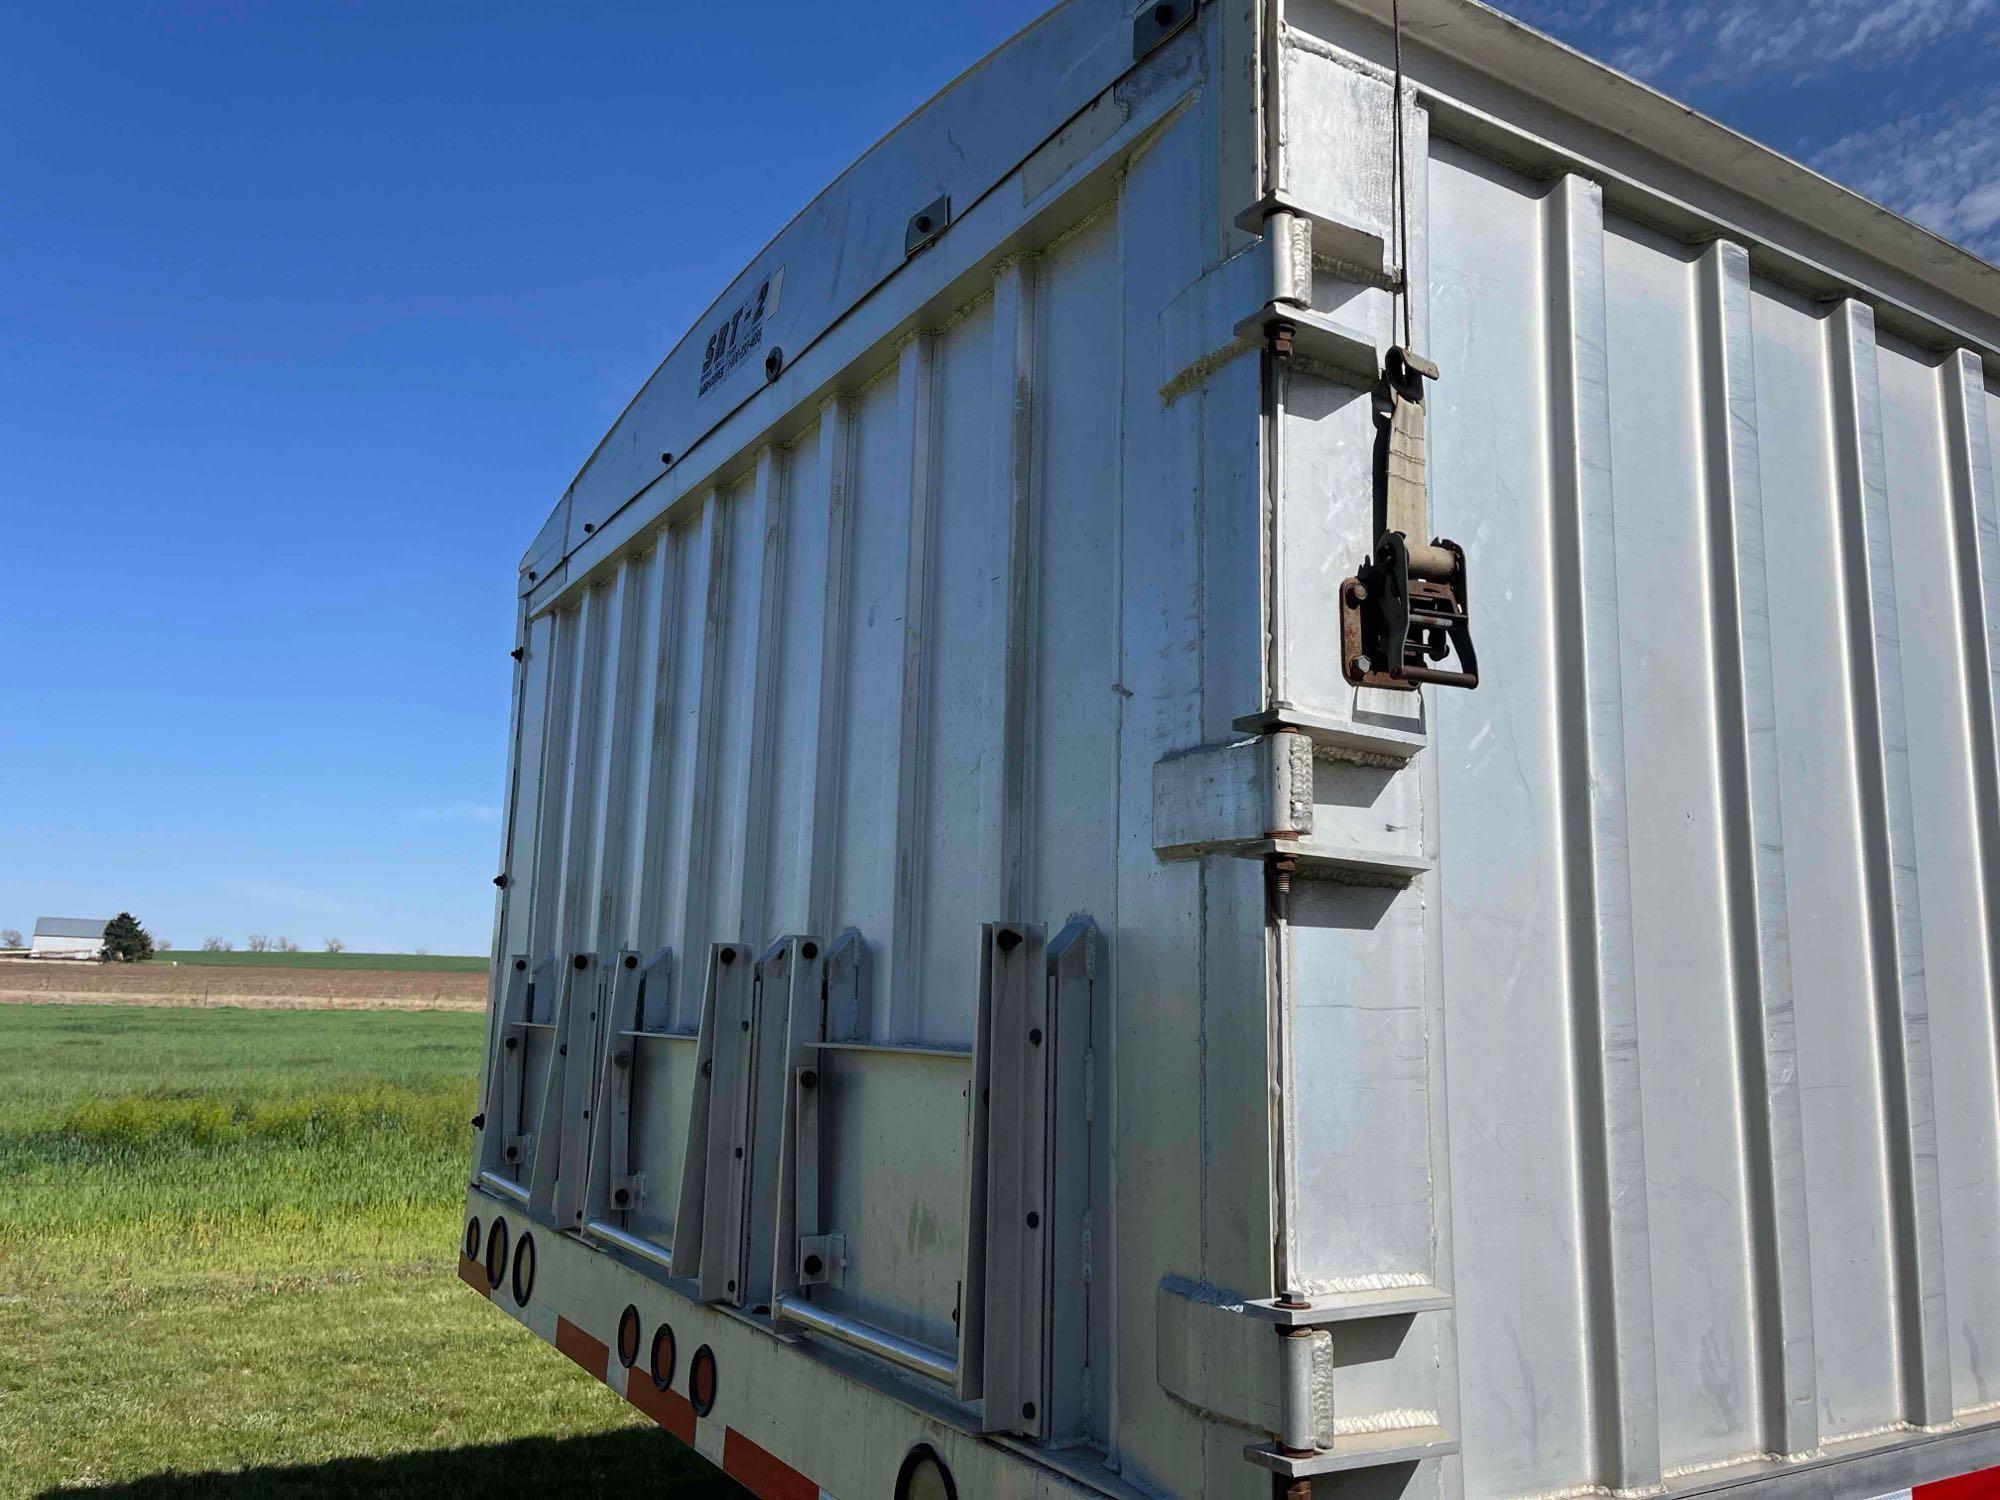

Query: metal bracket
[551,953,603,1230]
[527,953,595,1224]
[584,950,645,1224]
[1234,304,1378,388]
[772,936,830,1302]
[904,194,950,257]
[768,933,961,1387]
[796,1232,846,1289]
[671,943,738,1283]
[1156,1276,1460,1479]
[1044,917,1100,1443]
[635,945,674,1032]
[485,955,532,1177]
[1233,192,1396,289]
[822,927,867,1041]
[1133,0,1195,60]
[974,921,1053,1438]
[694,944,759,1303]
[1153,733,1314,859]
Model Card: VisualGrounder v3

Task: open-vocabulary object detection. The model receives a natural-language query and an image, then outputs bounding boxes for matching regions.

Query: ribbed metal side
[1428,139,2000,1496]
[500,223,1130,1055]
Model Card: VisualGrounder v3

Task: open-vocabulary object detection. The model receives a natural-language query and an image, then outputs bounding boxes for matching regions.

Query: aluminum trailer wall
[461,1,2000,1496]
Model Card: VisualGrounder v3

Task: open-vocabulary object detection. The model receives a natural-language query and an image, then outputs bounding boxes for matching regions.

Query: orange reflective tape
[722,1427,819,1500]
[554,1315,609,1381]
[456,1254,491,1297]
[625,1374,697,1444]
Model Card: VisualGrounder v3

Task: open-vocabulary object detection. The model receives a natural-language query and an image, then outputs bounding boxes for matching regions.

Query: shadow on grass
[45,1426,749,1499]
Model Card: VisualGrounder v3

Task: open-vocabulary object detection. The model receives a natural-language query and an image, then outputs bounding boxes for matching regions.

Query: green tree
[102,912,155,963]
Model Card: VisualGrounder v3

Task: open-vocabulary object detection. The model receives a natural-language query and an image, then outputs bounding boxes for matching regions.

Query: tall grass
[0,1011,480,1290]
[38,1081,467,1156]
[0,1003,736,1494]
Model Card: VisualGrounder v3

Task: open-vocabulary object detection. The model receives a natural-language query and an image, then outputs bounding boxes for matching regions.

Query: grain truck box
[460,0,2000,1494]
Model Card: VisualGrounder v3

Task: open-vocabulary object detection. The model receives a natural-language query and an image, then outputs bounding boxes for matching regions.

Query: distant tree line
[199,935,348,952]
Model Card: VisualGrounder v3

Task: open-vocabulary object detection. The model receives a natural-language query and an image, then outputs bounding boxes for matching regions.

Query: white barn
[30,917,109,960]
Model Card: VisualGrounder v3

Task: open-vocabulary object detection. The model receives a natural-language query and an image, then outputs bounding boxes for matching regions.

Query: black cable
[1392,0,1412,349]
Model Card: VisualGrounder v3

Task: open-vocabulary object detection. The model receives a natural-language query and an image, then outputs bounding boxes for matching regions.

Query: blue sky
[1497,0,2000,260]
[1,1,1992,955]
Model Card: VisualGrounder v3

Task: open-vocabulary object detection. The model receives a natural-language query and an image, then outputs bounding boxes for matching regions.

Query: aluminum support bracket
[1152,732,1314,859]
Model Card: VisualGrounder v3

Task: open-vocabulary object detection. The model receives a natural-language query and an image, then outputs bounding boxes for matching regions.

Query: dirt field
[0,957,489,1012]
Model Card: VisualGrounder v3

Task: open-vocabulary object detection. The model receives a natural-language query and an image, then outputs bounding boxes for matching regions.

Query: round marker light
[649,1324,677,1392]
[895,1443,958,1500]
[688,1344,718,1416]
[483,1218,509,1289]
[511,1232,536,1306]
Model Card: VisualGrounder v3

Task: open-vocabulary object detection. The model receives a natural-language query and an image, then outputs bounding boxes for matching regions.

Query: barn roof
[34,917,110,939]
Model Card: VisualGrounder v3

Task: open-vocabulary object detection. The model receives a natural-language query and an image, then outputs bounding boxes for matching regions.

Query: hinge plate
[904,194,950,257]
[1153,732,1314,859]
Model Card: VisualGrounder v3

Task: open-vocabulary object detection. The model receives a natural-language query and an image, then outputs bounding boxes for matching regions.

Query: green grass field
[0,1003,739,1496]
[143,950,488,972]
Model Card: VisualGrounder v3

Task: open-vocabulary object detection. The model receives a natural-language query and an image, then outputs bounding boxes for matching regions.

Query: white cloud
[1811,87,2000,259]
[1495,0,1997,88]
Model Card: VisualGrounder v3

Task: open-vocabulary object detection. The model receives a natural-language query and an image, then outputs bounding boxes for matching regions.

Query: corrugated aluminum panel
[466,1,2000,1494]
[1419,87,2000,1500]
[479,157,1185,1435]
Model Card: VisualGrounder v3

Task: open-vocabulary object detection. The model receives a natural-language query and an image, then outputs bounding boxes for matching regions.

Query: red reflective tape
[1918,1469,2000,1500]
[625,1375,697,1444]
[554,1315,609,1381]
[722,1427,818,1500]
[456,1254,491,1297]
